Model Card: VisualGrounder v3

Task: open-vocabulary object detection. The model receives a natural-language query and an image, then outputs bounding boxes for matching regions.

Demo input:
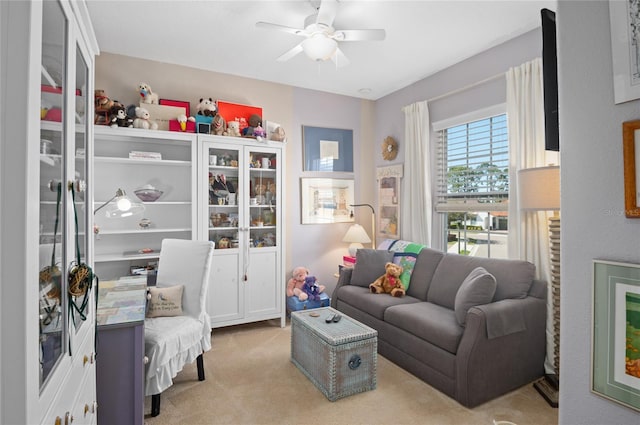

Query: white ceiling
[86,0,557,100]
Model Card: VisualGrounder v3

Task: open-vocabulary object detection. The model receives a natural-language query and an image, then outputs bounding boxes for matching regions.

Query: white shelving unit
[92,126,197,280]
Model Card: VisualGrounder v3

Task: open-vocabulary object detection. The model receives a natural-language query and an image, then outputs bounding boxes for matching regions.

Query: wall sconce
[349,203,376,249]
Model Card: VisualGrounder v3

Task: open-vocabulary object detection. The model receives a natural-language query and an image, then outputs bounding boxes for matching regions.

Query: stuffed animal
[303,276,323,302]
[212,113,226,135]
[227,120,241,137]
[132,106,158,130]
[242,113,262,137]
[287,266,309,301]
[196,98,217,117]
[370,262,405,297]
[271,126,286,142]
[95,89,121,125]
[137,82,159,104]
[109,105,133,128]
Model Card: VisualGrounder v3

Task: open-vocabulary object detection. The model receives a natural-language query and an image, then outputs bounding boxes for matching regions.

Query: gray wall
[558,1,639,423]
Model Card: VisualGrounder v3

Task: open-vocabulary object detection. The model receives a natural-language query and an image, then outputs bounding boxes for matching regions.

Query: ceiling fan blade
[331,47,350,68]
[276,43,305,62]
[334,29,386,42]
[316,0,338,27]
[256,21,306,36]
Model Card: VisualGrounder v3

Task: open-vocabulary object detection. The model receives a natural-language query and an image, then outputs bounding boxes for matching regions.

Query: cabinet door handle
[64,411,73,424]
[73,179,87,193]
[143,355,149,364]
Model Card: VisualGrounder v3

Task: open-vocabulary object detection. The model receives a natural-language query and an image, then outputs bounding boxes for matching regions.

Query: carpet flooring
[144,319,558,425]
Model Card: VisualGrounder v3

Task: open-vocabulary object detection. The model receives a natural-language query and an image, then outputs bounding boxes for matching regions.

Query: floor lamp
[518,165,560,407]
[349,204,376,249]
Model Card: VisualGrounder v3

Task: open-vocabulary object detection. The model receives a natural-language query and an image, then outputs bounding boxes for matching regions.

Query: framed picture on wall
[592,260,640,412]
[609,0,640,104]
[302,126,353,172]
[377,165,403,239]
[622,120,640,217]
[300,178,354,224]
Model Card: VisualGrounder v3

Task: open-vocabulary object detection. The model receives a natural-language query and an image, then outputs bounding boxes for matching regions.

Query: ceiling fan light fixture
[302,34,337,61]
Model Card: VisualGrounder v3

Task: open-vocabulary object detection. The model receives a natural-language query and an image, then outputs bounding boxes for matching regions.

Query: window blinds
[436,114,509,212]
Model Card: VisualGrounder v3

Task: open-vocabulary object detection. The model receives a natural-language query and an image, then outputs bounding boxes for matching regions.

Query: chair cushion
[454,267,497,326]
[336,284,420,320]
[350,249,394,287]
[146,285,184,318]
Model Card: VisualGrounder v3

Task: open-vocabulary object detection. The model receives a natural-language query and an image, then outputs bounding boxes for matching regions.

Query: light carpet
[144,319,558,425]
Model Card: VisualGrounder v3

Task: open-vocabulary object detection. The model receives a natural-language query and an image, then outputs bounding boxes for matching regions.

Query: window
[435,111,509,258]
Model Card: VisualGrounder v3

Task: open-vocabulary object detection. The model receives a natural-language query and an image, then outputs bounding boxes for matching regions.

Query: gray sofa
[331,245,547,407]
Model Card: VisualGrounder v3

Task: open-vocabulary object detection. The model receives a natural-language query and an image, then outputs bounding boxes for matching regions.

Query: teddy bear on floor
[370,262,405,297]
[287,267,326,302]
[303,276,323,302]
[132,106,158,130]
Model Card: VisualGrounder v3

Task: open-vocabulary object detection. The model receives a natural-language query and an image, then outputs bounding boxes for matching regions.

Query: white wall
[558,1,639,423]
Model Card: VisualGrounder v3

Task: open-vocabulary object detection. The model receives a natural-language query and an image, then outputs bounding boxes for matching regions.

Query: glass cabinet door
[39,0,67,387]
[207,146,241,249]
[247,149,278,249]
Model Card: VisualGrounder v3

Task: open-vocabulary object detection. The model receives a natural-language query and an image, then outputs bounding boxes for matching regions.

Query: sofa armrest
[455,296,546,407]
[330,267,353,309]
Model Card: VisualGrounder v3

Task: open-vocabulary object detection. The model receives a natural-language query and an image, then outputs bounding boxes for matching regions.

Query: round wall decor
[382,136,398,161]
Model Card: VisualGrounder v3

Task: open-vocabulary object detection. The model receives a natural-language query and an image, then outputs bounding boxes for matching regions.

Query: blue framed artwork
[302,126,353,172]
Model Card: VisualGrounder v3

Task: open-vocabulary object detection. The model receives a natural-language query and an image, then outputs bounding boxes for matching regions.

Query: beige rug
[144,319,558,425]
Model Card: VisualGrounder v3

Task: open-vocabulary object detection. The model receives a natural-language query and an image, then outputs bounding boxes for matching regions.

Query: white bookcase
[92,126,197,280]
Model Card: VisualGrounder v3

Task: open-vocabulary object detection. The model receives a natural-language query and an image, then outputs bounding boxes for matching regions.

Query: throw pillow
[454,267,497,326]
[350,249,394,288]
[146,285,184,318]
[388,241,426,291]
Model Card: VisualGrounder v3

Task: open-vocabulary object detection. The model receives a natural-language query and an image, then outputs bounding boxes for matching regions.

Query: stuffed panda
[109,105,133,128]
[196,98,217,117]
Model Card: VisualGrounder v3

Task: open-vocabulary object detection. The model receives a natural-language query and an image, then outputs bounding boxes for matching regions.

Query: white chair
[144,239,214,416]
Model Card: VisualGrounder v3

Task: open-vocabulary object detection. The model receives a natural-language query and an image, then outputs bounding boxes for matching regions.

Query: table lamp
[518,165,560,407]
[342,224,371,257]
[94,188,145,218]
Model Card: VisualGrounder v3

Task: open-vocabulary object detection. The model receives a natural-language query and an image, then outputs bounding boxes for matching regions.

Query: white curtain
[400,100,430,246]
[506,57,557,375]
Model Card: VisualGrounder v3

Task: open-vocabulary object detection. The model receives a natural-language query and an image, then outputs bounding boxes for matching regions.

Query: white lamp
[342,224,371,257]
[94,188,145,218]
[518,165,560,407]
[302,34,337,61]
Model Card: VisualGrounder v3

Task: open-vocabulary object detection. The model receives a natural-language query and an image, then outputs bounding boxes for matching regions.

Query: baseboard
[533,374,559,408]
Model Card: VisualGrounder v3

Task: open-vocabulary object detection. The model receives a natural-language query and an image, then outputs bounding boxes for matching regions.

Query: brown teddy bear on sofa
[370,262,405,297]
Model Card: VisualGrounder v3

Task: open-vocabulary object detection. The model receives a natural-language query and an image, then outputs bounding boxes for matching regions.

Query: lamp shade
[342,224,371,256]
[302,34,337,61]
[518,166,560,211]
[94,188,145,218]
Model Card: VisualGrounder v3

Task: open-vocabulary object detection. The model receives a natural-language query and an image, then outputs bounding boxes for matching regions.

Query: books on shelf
[129,151,162,160]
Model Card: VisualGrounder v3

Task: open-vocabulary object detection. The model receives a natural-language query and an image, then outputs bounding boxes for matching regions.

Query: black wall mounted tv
[541,8,559,152]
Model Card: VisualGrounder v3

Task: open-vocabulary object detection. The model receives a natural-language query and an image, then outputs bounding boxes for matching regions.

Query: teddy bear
[132,106,158,130]
[109,104,133,128]
[242,113,262,137]
[370,262,405,297]
[137,82,159,104]
[212,113,226,135]
[303,276,323,302]
[227,120,241,137]
[287,266,310,301]
[95,89,122,125]
[196,98,217,117]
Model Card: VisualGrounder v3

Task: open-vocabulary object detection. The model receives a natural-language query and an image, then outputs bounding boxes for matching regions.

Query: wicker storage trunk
[291,307,377,401]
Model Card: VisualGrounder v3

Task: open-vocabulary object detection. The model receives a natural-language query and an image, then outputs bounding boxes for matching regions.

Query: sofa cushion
[350,249,394,288]
[336,285,420,320]
[406,248,445,301]
[428,254,535,309]
[385,302,463,354]
[454,267,497,326]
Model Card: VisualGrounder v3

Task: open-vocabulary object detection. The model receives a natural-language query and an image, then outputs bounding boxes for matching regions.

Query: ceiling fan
[256,0,385,67]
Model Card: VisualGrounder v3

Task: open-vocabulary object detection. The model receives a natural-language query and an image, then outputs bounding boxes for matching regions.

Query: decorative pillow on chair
[454,267,497,326]
[146,285,184,318]
[350,249,394,287]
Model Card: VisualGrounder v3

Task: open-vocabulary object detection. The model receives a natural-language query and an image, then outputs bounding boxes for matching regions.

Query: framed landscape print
[592,260,640,412]
[300,178,354,224]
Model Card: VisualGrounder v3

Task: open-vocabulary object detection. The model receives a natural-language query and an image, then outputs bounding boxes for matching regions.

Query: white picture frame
[610,0,640,104]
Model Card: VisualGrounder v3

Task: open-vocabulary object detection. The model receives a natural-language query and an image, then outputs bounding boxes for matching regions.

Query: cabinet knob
[73,179,86,193]
[54,417,62,425]
[64,411,73,424]
[143,355,149,364]
[83,404,89,417]
[83,355,89,366]
[92,401,98,413]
